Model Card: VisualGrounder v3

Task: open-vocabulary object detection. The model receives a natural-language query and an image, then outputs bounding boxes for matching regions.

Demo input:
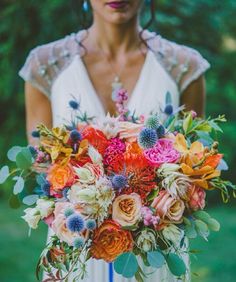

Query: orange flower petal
[203,154,223,169]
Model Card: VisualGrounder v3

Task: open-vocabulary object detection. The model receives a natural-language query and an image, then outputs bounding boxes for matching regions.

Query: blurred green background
[0,0,235,281]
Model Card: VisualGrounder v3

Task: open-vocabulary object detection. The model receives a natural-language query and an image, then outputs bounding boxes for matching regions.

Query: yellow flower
[174,133,204,167]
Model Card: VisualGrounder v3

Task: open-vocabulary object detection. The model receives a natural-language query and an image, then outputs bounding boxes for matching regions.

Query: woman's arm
[180,75,206,117]
[25,82,52,145]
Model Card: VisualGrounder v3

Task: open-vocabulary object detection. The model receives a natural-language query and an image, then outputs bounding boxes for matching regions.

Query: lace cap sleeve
[170,44,211,93]
[146,32,211,94]
[18,31,85,99]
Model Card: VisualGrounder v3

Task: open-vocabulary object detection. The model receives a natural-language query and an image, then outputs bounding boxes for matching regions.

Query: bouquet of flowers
[1,90,235,281]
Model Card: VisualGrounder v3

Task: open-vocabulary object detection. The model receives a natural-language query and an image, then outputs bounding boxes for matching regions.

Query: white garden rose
[36,198,54,218]
[21,208,41,229]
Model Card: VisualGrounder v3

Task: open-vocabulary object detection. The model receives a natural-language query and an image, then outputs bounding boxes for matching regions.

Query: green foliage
[114,252,138,278]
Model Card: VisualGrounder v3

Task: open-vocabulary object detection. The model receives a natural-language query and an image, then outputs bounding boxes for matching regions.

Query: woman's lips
[106,1,128,9]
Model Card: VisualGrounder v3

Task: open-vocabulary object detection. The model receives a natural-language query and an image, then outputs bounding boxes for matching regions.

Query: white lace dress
[19,29,210,282]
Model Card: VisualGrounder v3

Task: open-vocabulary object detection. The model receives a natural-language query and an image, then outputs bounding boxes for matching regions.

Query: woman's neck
[87,16,143,57]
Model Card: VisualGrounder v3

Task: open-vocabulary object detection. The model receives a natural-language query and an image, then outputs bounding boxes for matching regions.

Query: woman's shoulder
[145,30,211,93]
[18,30,85,98]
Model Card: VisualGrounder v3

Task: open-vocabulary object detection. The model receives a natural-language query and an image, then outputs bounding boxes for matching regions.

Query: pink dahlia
[144,138,180,167]
[103,138,126,168]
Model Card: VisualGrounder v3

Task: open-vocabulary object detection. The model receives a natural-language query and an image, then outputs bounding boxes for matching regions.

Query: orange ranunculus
[174,133,204,166]
[47,163,75,193]
[90,220,133,262]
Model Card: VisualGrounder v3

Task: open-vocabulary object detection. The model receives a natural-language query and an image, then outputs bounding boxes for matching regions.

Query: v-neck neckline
[75,29,152,116]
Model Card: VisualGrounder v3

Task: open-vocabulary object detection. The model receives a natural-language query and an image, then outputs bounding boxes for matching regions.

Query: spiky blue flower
[164,104,174,115]
[62,187,70,199]
[66,213,85,233]
[73,236,85,249]
[112,174,127,190]
[70,130,82,142]
[69,100,80,110]
[86,219,97,230]
[138,128,158,149]
[31,130,40,138]
[41,181,51,196]
[28,145,38,158]
[145,115,160,130]
[156,125,165,138]
[64,208,74,218]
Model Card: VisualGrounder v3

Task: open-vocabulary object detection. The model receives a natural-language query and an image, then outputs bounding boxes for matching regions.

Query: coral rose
[90,220,133,262]
[112,193,142,226]
[47,163,75,195]
[151,190,185,223]
[187,185,206,211]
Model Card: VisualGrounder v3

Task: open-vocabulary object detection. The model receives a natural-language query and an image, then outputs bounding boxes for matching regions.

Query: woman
[19,1,210,281]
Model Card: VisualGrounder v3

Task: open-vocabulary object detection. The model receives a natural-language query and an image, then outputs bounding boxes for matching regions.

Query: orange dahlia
[82,127,109,155]
[90,220,133,262]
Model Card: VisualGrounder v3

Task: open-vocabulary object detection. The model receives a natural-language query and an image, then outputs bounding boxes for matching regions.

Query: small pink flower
[191,110,197,119]
[144,138,180,167]
[187,185,206,211]
[141,206,160,226]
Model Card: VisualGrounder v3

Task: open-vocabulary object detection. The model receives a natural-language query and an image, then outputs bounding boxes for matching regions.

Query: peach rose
[47,163,75,194]
[187,185,206,211]
[151,190,185,223]
[112,193,142,226]
[90,220,133,262]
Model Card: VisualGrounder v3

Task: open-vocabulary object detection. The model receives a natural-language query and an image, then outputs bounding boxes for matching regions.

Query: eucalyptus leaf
[193,211,211,222]
[114,252,138,278]
[184,222,197,239]
[166,253,186,276]
[147,251,165,268]
[23,194,39,206]
[217,159,229,171]
[205,218,220,232]
[0,165,9,184]
[195,219,209,239]
[16,147,33,170]
[13,176,24,195]
[7,146,22,161]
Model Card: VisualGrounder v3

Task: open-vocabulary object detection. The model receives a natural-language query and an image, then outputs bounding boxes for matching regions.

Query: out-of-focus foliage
[0,0,236,190]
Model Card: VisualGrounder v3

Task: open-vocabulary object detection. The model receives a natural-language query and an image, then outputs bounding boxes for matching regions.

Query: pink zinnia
[103,138,126,168]
[144,138,180,167]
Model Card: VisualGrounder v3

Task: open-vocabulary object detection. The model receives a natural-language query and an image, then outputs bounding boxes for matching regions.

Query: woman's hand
[25,82,52,145]
[181,75,206,117]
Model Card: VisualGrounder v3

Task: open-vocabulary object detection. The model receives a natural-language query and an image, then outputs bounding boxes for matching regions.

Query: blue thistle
[66,213,85,233]
[69,100,80,110]
[28,145,38,158]
[70,130,82,142]
[156,125,165,138]
[138,128,158,149]
[164,104,174,115]
[145,115,160,130]
[64,208,74,218]
[112,174,127,190]
[62,187,70,199]
[31,130,40,138]
[73,237,85,249]
[86,219,97,230]
[41,181,51,196]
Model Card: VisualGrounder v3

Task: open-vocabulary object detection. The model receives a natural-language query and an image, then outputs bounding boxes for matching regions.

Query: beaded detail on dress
[18,29,210,99]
